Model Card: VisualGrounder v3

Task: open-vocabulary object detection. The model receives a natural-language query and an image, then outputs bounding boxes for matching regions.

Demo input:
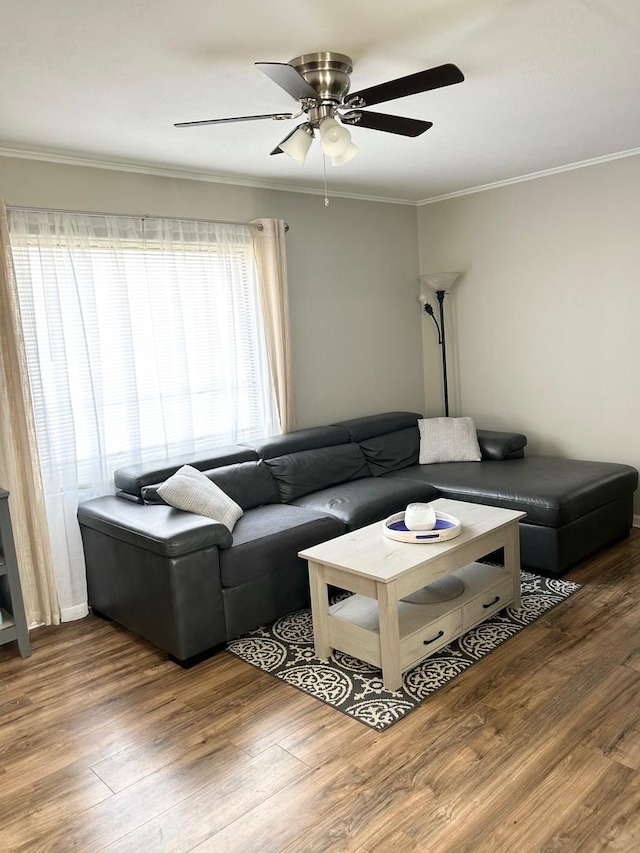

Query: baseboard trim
[633,515,640,529]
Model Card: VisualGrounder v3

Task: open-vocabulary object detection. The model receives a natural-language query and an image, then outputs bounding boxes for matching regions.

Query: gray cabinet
[0,488,31,657]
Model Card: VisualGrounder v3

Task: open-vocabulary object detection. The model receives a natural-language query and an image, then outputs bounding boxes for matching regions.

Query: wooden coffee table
[299,498,526,691]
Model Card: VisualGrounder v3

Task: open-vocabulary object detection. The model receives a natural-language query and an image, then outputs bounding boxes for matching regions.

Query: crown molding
[0,146,413,206]
[417,146,640,205]
[3,143,640,208]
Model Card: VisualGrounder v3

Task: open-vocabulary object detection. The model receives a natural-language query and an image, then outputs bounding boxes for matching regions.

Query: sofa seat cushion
[290,476,439,531]
[386,457,638,527]
[219,504,344,588]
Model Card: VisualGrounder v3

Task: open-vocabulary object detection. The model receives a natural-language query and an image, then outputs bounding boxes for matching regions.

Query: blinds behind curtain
[8,210,280,620]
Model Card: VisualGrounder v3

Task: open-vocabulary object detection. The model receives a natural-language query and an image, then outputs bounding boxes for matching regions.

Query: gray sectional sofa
[78,411,638,663]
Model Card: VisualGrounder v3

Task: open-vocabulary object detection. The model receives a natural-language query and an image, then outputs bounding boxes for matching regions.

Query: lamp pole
[435,289,450,416]
[420,272,462,418]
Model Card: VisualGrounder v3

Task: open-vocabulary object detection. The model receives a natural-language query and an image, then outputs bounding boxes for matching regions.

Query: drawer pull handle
[423,630,445,646]
[483,595,501,609]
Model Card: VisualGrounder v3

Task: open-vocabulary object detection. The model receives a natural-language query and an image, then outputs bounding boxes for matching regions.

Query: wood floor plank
[32,739,258,850]
[524,759,640,852]
[606,728,640,771]
[622,643,640,673]
[103,744,309,853]
[471,746,631,853]
[0,766,114,848]
[276,702,374,768]
[0,697,194,794]
[362,829,435,853]
[188,754,429,853]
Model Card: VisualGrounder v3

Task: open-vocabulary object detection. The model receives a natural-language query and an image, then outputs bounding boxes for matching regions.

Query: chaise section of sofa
[333,411,638,575]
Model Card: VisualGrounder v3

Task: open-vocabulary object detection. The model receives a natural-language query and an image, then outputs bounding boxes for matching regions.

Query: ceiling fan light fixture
[332,141,359,166]
[319,116,352,157]
[279,124,314,165]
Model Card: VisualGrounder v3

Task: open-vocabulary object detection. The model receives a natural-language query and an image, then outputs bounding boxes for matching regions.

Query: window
[8,210,280,619]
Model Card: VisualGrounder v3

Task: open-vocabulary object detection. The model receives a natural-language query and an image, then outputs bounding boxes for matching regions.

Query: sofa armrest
[476,429,527,461]
[77,496,232,557]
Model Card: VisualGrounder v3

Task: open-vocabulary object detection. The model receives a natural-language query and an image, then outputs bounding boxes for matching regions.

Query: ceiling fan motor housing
[289,52,353,103]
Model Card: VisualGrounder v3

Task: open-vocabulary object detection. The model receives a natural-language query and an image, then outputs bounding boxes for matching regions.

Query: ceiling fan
[174,51,464,166]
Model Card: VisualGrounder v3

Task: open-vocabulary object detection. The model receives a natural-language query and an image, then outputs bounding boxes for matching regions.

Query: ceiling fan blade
[347,63,464,108]
[256,62,320,102]
[174,113,294,128]
[342,111,432,137]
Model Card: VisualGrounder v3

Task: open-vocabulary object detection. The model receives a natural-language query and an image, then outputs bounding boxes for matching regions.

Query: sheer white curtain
[7,210,280,621]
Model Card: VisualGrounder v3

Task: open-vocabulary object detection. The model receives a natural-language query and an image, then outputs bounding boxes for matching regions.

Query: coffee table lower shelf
[327,562,514,680]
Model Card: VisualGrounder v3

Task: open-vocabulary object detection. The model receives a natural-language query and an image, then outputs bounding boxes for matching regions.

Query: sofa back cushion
[333,411,421,442]
[208,461,280,509]
[266,443,370,502]
[358,427,420,476]
[331,411,422,477]
[115,445,258,501]
[142,460,280,511]
[249,425,351,460]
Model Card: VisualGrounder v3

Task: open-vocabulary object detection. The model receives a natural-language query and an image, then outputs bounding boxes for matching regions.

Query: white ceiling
[2,0,639,203]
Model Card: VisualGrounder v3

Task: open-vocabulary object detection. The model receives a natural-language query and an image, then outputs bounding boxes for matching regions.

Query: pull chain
[323,155,330,207]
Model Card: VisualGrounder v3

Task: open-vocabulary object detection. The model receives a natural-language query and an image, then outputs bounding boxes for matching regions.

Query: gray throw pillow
[156,464,243,531]
[418,417,482,464]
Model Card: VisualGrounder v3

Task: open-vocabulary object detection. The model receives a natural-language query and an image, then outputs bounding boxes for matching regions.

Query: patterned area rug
[227,570,581,731]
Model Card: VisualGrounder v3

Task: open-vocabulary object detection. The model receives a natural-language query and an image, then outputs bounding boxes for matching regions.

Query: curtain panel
[0,199,60,627]
[251,218,295,432]
[7,209,284,621]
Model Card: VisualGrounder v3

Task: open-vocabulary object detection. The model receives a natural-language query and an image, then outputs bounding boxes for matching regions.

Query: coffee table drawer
[401,609,463,671]
[463,576,514,628]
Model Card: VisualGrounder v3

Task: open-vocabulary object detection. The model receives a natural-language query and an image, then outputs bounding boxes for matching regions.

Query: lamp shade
[319,117,352,157]
[420,272,462,293]
[332,141,359,166]
[279,125,314,165]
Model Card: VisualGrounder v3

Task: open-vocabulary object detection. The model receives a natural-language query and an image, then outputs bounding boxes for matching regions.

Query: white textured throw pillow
[156,465,243,531]
[418,417,482,464]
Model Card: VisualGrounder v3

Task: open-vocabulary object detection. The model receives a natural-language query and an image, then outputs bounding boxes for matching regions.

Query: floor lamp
[420,272,462,417]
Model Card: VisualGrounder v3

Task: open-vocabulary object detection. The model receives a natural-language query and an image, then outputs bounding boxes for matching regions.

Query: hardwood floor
[2,531,640,852]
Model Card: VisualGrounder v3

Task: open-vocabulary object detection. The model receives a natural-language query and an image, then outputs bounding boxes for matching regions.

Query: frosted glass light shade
[420,272,462,293]
[332,141,359,166]
[319,117,351,157]
[280,126,314,165]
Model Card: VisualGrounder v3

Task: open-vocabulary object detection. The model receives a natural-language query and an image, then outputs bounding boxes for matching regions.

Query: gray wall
[4,153,638,519]
[0,156,424,429]
[418,154,640,516]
